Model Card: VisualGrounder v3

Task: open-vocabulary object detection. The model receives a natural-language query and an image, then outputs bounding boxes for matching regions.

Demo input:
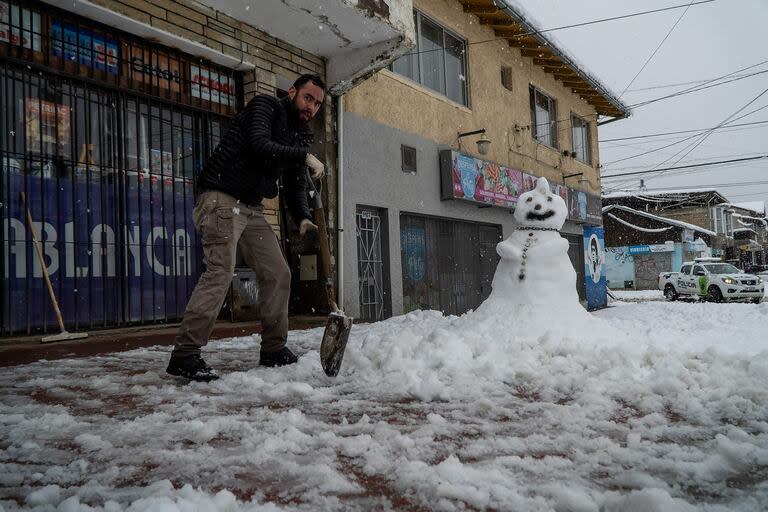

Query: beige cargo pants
[172,190,291,357]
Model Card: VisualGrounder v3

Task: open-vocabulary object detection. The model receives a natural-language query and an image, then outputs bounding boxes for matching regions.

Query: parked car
[658,258,764,303]
[745,264,768,281]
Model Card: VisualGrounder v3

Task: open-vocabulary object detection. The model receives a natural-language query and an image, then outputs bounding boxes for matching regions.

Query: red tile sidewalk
[0,316,328,367]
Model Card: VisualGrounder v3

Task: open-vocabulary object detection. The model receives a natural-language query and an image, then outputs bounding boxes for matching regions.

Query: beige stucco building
[339,0,630,319]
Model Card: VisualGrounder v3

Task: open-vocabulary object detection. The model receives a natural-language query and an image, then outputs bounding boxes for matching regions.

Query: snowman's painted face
[513,177,567,230]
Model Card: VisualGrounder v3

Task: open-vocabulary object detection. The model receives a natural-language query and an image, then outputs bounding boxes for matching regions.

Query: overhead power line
[630,179,768,191]
[601,157,763,192]
[624,72,763,93]
[618,0,695,99]
[399,1,716,58]
[599,119,768,142]
[601,154,768,179]
[652,85,768,171]
[627,67,768,109]
[601,103,768,167]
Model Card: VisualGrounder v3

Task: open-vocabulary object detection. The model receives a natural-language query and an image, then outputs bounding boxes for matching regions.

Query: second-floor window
[530,85,557,148]
[571,114,591,164]
[710,207,734,236]
[391,11,468,106]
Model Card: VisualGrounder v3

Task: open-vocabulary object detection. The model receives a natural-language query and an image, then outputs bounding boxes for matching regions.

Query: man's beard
[290,97,312,125]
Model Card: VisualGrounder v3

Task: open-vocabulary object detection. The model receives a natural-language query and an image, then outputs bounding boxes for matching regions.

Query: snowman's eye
[547,197,553,202]
[526,197,533,202]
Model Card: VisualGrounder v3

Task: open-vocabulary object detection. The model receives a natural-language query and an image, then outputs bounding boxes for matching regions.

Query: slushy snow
[1,179,767,510]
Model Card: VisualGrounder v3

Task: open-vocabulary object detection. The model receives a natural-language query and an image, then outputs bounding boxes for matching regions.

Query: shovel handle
[307,168,339,313]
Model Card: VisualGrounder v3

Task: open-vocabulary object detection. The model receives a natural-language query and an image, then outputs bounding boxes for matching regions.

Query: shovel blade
[320,312,353,377]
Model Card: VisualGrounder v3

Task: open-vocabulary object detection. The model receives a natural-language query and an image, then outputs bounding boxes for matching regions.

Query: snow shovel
[305,169,353,377]
[20,192,88,343]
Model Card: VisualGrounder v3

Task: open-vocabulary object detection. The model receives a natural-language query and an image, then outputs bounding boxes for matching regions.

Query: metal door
[400,213,501,316]
[564,233,586,301]
[356,206,389,321]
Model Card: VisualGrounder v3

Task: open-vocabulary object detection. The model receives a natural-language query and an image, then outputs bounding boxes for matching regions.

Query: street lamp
[458,129,492,156]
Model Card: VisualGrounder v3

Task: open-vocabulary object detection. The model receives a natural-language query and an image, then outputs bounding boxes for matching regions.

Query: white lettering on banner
[65,222,89,278]
[173,229,191,276]
[3,217,192,279]
[91,224,116,277]
[32,222,59,278]
[124,225,141,277]
[3,218,26,278]
[147,227,171,277]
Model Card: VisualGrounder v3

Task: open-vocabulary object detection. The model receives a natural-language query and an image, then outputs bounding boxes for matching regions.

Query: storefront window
[1,2,238,333]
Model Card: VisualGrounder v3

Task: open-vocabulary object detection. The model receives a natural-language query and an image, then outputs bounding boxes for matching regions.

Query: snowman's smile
[526,210,555,221]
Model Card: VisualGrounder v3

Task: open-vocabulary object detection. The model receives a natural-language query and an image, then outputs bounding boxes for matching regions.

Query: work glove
[305,153,325,180]
[300,218,319,239]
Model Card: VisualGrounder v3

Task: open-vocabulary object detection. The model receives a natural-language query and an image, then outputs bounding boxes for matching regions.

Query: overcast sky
[514,0,768,207]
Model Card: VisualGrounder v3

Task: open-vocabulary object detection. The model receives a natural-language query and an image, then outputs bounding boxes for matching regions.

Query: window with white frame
[529,85,557,148]
[710,206,734,236]
[391,10,468,106]
[710,207,723,234]
[571,113,591,164]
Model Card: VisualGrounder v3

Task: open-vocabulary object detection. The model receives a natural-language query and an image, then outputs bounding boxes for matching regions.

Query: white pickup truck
[658,258,764,303]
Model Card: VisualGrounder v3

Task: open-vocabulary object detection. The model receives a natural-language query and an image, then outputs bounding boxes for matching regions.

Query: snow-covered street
[1,298,767,512]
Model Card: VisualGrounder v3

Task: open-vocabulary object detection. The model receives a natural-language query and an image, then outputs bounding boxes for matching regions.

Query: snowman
[487,177,581,309]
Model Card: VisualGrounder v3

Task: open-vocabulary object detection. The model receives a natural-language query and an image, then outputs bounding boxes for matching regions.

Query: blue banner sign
[51,20,119,74]
[3,172,199,332]
[401,227,426,283]
[583,226,607,310]
[628,245,651,255]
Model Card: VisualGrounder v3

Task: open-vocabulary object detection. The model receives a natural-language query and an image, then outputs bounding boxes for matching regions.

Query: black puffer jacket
[197,94,313,221]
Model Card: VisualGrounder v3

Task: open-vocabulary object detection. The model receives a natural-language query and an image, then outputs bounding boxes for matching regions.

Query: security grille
[400,213,500,316]
[0,2,239,335]
[356,206,388,321]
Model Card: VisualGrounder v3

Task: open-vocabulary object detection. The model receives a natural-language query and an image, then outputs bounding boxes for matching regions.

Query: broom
[20,192,88,343]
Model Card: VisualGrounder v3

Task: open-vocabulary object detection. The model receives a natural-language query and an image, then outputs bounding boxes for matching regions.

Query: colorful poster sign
[568,189,588,223]
[191,65,237,106]
[150,149,173,175]
[521,172,537,193]
[0,1,41,50]
[439,150,603,224]
[549,182,568,204]
[583,226,607,310]
[586,194,602,225]
[51,20,118,74]
[2,173,199,332]
[401,227,426,282]
[446,150,523,207]
[25,98,71,156]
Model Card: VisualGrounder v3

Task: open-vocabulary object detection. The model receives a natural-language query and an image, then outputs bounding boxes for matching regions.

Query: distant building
[601,190,767,289]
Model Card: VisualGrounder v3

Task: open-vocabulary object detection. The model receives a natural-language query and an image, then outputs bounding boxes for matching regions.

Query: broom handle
[20,192,67,333]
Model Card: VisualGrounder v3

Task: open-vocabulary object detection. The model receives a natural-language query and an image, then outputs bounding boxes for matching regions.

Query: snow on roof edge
[602,204,717,236]
[722,201,765,215]
[499,0,630,118]
[603,189,722,199]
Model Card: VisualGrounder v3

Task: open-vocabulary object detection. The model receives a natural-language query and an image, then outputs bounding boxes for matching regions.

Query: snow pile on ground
[610,289,665,302]
[1,300,767,511]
